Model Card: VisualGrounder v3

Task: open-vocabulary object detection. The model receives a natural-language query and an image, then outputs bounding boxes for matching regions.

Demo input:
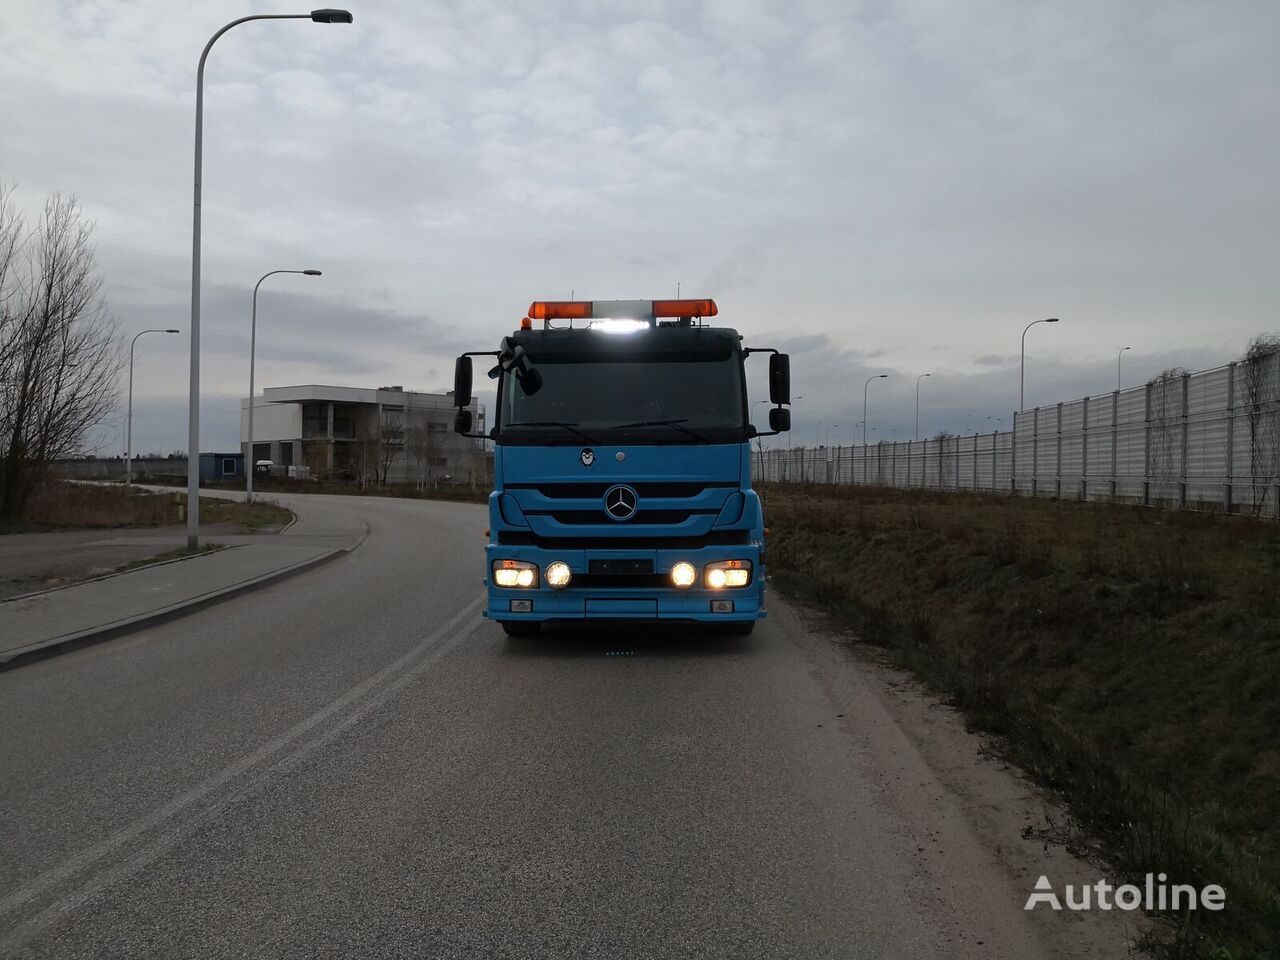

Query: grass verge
[197,477,489,505]
[761,482,1280,959]
[110,544,223,574]
[3,481,292,533]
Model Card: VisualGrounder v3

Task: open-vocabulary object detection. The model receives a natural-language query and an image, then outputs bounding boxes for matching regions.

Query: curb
[0,522,370,669]
[1,545,235,604]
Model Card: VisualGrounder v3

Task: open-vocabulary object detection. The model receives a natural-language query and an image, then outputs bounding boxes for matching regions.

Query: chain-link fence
[755,350,1280,518]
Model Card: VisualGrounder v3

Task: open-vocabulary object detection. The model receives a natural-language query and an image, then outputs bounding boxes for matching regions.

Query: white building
[240,384,486,485]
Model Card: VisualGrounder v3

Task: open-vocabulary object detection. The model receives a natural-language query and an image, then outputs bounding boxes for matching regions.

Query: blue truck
[452,298,791,637]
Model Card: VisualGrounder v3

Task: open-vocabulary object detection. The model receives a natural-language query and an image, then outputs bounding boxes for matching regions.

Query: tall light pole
[1019,317,1059,412]
[247,269,321,502]
[126,329,180,485]
[915,373,931,441]
[1117,345,1130,391]
[815,419,823,449]
[863,374,887,444]
[825,423,839,447]
[186,8,353,549]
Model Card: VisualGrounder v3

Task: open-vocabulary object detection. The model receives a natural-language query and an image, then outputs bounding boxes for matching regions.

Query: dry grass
[4,482,292,533]
[761,482,1280,959]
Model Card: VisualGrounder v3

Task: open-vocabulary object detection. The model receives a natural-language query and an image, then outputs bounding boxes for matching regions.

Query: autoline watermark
[1025,874,1225,912]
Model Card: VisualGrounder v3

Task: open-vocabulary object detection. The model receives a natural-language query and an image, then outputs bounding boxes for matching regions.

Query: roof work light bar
[527,298,719,324]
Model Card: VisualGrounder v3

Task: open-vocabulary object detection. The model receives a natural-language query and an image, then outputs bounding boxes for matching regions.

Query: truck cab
[453,298,791,637]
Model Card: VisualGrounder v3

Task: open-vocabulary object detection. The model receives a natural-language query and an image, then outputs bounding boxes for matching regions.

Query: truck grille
[537,509,717,525]
[508,482,733,499]
[496,530,750,549]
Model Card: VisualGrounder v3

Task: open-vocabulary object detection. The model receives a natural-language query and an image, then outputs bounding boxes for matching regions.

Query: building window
[222,458,236,476]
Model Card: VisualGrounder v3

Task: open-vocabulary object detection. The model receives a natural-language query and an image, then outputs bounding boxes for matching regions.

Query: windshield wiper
[504,421,599,444]
[611,418,713,443]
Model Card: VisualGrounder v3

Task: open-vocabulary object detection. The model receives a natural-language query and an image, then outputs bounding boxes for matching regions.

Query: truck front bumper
[484,545,766,624]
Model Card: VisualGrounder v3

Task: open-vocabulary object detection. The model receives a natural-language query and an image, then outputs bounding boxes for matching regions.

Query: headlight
[493,559,538,588]
[670,561,697,588]
[705,560,751,588]
[545,561,572,589]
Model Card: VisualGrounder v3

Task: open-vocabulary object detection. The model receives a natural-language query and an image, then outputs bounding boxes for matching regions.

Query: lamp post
[1117,345,1130,391]
[1019,317,1059,412]
[825,423,839,448]
[816,419,823,450]
[186,8,353,548]
[863,374,887,444]
[915,372,931,441]
[246,269,321,502]
[126,329,180,485]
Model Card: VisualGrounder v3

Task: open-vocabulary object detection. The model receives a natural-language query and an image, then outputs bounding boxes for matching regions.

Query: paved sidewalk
[0,491,366,662]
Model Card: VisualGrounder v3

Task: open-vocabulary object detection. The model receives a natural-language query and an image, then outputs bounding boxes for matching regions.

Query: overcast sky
[2,0,1277,453]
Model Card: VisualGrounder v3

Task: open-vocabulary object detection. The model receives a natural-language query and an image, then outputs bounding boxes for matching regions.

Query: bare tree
[1241,334,1280,517]
[405,408,437,491]
[377,408,403,485]
[352,411,381,489]
[0,188,123,522]
[1148,367,1187,503]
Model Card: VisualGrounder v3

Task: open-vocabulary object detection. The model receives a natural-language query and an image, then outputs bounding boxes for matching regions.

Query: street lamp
[126,329,180,485]
[246,269,321,502]
[816,419,823,450]
[1117,345,1131,391]
[825,422,839,448]
[915,373,931,441]
[186,8,353,549]
[1019,317,1059,412]
[863,374,887,444]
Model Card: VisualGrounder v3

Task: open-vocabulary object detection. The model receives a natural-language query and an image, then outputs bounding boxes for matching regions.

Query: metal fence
[756,350,1280,518]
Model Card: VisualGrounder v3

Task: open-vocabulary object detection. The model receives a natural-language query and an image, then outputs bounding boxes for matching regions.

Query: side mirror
[454,409,473,435]
[769,353,790,405]
[769,407,791,432]
[520,366,543,395]
[453,356,472,407]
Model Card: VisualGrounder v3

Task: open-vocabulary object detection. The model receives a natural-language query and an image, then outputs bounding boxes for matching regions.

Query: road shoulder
[771,593,1144,959]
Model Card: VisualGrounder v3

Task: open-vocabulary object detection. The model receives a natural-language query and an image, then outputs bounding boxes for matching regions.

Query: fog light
[493,559,538,588]
[711,599,735,613]
[670,561,697,588]
[705,560,752,588]
[509,599,533,613]
[545,561,572,589]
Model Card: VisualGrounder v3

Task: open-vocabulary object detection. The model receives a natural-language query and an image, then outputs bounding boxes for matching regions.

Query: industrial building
[240,385,486,485]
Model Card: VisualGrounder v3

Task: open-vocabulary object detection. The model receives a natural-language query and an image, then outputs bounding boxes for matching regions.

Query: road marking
[0,596,485,939]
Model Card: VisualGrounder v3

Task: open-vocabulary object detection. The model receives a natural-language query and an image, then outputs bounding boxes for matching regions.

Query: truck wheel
[724,621,756,636]
[501,621,542,638]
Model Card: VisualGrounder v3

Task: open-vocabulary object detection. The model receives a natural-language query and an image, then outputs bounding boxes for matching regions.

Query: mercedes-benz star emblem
[580,448,594,466]
[603,484,639,521]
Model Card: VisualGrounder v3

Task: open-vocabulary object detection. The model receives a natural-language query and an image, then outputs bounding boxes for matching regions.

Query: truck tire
[501,621,542,638]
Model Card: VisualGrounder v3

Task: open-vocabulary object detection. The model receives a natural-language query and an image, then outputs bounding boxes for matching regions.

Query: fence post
[1056,401,1064,499]
[1225,362,1235,513]
[1031,407,1040,497]
[937,438,944,488]
[1179,372,1190,509]
[991,431,998,492]
[1080,396,1089,500]
[1143,382,1153,506]
[1010,412,1018,493]
[1111,390,1119,501]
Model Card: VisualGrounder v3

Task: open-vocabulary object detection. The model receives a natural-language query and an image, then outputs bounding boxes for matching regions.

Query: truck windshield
[499,349,746,445]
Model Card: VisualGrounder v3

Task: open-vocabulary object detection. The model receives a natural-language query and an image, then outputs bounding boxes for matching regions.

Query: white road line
[0,596,485,925]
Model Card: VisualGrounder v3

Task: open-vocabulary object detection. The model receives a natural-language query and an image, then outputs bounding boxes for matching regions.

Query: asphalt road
[0,493,1124,959]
